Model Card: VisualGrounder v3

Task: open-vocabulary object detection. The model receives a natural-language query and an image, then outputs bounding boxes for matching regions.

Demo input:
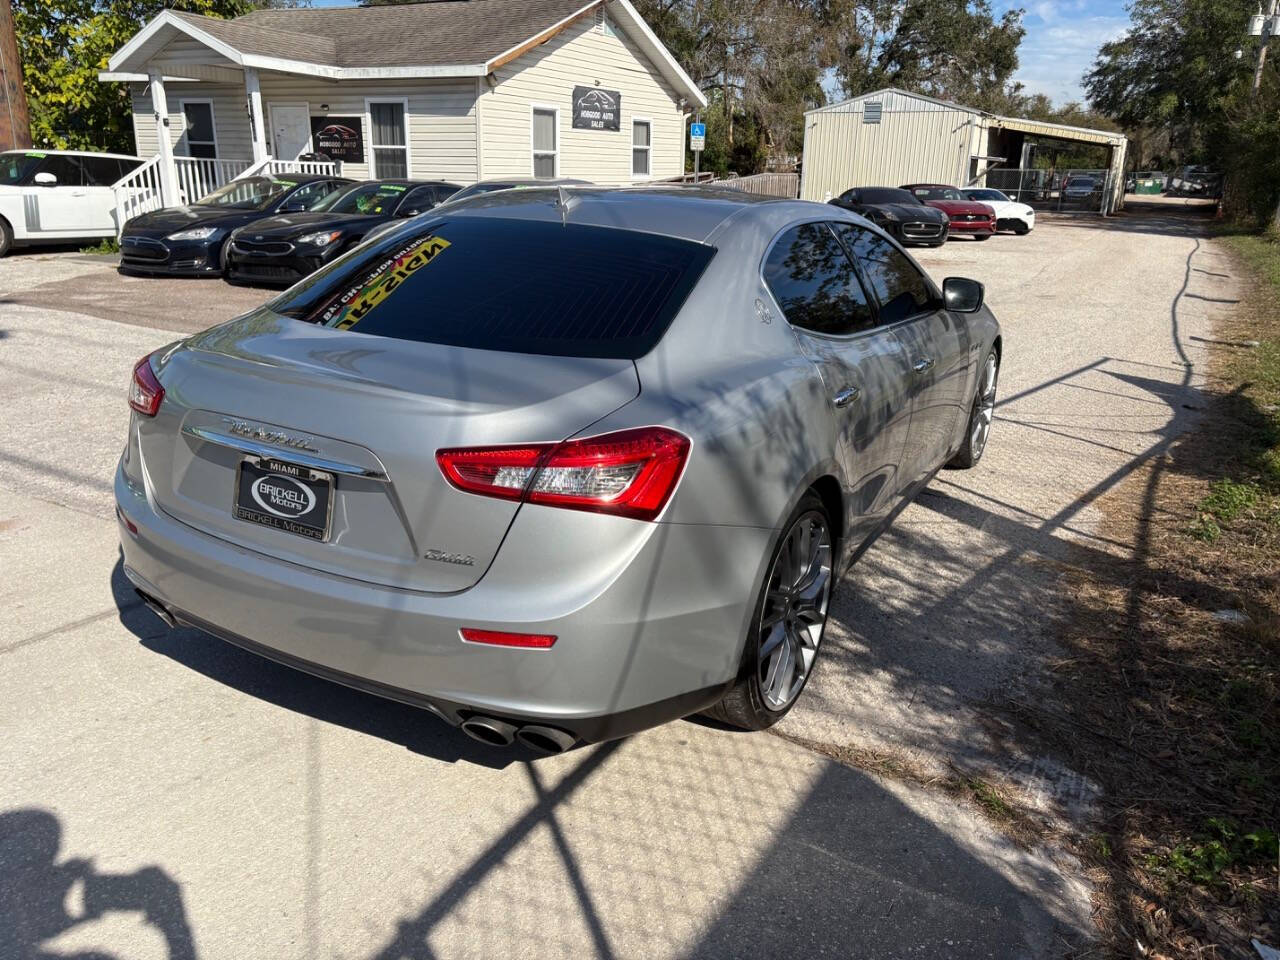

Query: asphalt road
[0,203,1236,959]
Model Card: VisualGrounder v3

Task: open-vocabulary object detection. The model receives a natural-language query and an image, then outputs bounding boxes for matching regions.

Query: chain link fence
[980,168,1117,214]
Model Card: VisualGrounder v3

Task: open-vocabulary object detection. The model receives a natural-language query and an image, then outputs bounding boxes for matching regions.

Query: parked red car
[899,184,996,240]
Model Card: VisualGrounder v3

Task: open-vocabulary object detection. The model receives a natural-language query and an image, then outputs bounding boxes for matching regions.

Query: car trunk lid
[136,311,638,592]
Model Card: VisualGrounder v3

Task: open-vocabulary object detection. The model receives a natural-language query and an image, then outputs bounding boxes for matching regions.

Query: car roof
[265,173,351,184]
[900,183,954,189]
[435,185,828,244]
[2,148,141,160]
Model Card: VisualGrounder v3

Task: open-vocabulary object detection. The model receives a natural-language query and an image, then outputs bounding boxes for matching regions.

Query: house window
[180,101,217,158]
[369,101,408,178]
[632,119,651,177]
[532,107,558,179]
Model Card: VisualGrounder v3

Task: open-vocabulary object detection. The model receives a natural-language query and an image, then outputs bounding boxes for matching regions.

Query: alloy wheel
[971,352,998,460]
[757,511,832,711]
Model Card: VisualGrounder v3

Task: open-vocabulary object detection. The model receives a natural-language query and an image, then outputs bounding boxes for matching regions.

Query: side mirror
[397,207,425,218]
[280,200,307,212]
[33,171,57,186]
[942,277,984,313]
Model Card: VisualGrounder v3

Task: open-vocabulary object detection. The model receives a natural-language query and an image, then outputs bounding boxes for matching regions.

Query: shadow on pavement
[111,558,526,770]
[0,808,197,960]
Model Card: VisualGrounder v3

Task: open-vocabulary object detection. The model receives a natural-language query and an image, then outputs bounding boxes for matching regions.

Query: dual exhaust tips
[135,589,577,756]
[460,716,577,755]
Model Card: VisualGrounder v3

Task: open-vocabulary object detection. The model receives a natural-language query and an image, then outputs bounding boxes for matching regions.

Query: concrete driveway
[0,205,1237,959]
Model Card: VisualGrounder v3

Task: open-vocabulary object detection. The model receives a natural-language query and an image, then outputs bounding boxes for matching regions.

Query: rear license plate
[234,456,333,541]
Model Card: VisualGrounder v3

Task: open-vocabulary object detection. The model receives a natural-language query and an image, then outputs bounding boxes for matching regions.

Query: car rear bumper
[115,460,770,741]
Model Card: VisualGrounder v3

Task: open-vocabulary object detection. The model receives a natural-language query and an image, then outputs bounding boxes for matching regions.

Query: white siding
[131,75,479,182]
[256,75,477,182]
[480,11,685,183]
[130,83,252,160]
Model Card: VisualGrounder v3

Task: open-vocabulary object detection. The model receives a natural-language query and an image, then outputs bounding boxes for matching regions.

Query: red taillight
[437,426,691,522]
[460,628,557,649]
[128,353,164,417]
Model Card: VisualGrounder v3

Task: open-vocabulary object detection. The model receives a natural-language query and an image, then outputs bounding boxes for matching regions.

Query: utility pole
[0,0,31,150]
[1254,0,1279,91]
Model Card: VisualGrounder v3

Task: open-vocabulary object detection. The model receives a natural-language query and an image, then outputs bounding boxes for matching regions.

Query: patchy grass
[79,237,119,255]
[1026,228,1280,956]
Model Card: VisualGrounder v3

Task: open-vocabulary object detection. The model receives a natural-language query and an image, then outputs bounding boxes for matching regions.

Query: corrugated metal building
[801,88,1129,212]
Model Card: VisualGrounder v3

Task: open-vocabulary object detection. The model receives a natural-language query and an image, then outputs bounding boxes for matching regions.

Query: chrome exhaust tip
[515,724,577,755]
[459,716,517,747]
[134,588,177,628]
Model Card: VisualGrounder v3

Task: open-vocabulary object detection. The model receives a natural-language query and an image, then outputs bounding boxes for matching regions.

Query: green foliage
[634,0,1030,175]
[1147,819,1279,887]
[1086,0,1280,223]
[1200,477,1261,523]
[14,0,259,152]
[79,236,119,254]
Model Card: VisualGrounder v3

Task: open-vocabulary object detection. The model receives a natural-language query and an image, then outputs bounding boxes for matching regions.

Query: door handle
[832,386,861,408]
[912,357,935,373]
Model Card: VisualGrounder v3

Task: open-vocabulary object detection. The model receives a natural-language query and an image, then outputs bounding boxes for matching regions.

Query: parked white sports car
[961,188,1035,235]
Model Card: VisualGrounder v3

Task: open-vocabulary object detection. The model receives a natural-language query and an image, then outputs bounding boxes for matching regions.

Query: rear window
[271,218,715,359]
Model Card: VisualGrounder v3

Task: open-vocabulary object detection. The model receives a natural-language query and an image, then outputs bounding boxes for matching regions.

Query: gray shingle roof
[176,0,594,68]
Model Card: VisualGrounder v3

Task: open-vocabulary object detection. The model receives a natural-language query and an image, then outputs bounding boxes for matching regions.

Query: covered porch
[99,11,347,226]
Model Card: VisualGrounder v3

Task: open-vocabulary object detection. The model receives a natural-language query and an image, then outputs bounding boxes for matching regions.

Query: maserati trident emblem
[424,548,476,566]
[221,417,318,453]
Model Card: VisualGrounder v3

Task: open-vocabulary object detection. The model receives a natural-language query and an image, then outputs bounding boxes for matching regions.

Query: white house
[99,0,705,212]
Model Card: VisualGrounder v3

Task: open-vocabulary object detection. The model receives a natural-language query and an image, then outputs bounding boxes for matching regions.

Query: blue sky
[1002,0,1133,103]
[307,0,1129,107]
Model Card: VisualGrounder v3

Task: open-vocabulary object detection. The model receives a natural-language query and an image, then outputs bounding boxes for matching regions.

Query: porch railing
[113,155,342,236]
[173,157,255,205]
[111,155,165,237]
[268,158,341,176]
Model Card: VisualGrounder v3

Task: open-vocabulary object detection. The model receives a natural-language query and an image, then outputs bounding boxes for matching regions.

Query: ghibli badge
[221,417,318,453]
[424,548,476,566]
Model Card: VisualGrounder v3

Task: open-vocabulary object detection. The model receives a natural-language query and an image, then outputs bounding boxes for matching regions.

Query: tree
[1086,0,1280,223]
[821,0,1025,110]
[14,0,258,151]
[632,0,829,172]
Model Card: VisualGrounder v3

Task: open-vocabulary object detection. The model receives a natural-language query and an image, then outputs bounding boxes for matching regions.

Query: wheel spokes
[757,512,833,710]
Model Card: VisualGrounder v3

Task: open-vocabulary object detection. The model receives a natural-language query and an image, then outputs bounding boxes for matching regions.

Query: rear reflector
[128,352,165,417]
[437,426,690,522]
[459,628,557,649]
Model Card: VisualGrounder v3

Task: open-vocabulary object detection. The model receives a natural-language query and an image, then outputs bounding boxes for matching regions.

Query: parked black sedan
[118,174,351,277]
[225,179,460,286]
[828,186,949,246]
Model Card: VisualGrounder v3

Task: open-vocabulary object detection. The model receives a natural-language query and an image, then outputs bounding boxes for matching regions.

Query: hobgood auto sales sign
[572,86,621,131]
[309,116,365,163]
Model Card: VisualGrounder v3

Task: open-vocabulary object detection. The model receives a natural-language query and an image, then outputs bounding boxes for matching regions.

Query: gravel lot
[0,203,1237,958]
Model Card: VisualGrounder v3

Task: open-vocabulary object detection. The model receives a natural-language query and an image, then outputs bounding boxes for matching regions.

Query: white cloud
[1014,14,1131,103]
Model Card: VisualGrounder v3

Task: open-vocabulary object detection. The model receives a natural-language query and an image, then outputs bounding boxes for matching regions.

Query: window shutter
[863,102,883,124]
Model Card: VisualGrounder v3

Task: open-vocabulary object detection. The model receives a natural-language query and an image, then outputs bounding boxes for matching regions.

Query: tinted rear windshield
[271,218,715,359]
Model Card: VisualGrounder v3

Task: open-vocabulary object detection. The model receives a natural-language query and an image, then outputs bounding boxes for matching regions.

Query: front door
[269,103,311,162]
[762,221,914,555]
[834,223,971,484]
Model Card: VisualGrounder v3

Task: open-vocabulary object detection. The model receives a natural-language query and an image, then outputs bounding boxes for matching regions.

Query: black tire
[973,234,991,242]
[927,240,945,248]
[0,217,12,258]
[948,348,999,469]
[1013,221,1030,235]
[703,491,834,730]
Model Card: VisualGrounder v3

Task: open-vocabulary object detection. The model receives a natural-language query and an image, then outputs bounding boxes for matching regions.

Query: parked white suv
[0,149,144,257]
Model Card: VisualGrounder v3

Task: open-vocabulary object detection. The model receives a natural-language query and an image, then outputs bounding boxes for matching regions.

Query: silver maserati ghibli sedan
[116,187,1000,753]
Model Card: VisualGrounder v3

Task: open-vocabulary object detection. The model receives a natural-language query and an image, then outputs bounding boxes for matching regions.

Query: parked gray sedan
[116,187,1001,752]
